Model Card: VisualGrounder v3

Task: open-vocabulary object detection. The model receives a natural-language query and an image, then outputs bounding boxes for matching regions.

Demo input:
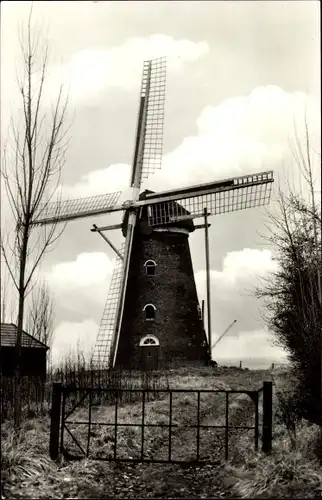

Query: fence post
[49,382,62,460]
[262,381,273,453]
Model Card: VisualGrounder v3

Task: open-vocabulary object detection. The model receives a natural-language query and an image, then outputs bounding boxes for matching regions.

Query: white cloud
[48,35,209,104]
[195,248,278,316]
[39,84,318,367]
[46,249,283,367]
[59,85,319,202]
[147,85,320,192]
[212,328,287,366]
[45,252,113,292]
[51,318,98,367]
[61,163,131,200]
[195,248,283,361]
[196,247,278,293]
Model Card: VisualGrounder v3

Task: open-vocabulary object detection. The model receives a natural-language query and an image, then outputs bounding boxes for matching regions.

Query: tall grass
[224,366,322,498]
[0,351,172,423]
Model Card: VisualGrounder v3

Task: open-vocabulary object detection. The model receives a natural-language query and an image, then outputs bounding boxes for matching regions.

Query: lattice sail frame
[33,191,122,225]
[131,57,166,188]
[91,243,125,369]
[146,171,274,226]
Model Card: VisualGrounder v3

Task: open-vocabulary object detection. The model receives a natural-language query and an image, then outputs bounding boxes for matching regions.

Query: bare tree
[255,113,321,427]
[0,249,15,324]
[0,8,70,429]
[26,281,55,347]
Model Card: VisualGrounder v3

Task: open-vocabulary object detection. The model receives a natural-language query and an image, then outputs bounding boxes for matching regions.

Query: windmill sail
[144,171,274,226]
[131,57,166,188]
[33,191,123,226]
[105,57,167,369]
[91,243,125,368]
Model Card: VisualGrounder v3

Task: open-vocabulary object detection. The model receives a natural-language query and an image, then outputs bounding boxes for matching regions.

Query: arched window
[144,260,157,276]
[139,335,160,346]
[143,303,156,321]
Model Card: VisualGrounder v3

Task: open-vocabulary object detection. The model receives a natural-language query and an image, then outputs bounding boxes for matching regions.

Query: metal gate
[50,382,272,463]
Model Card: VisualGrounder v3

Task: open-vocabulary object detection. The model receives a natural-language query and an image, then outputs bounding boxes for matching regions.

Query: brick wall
[115,224,209,370]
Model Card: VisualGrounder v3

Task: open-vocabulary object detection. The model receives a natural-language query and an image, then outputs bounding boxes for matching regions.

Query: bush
[273,370,303,450]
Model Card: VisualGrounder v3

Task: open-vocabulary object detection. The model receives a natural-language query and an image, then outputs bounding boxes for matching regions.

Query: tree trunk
[14,229,28,431]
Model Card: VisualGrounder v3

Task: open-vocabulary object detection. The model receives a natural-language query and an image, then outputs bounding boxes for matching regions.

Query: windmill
[31,57,274,371]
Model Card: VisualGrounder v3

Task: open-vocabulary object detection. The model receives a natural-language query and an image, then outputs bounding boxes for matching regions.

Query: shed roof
[0,323,49,349]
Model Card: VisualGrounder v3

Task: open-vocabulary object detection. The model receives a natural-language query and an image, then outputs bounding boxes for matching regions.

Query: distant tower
[114,190,209,370]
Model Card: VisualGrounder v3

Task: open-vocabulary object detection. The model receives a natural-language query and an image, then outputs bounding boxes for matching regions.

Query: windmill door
[140,336,159,370]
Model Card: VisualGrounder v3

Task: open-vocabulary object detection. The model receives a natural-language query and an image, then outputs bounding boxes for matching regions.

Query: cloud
[45,252,113,292]
[148,85,319,191]
[51,318,98,367]
[195,248,283,361]
[59,85,320,202]
[46,253,116,364]
[46,247,282,367]
[44,251,116,319]
[36,84,319,368]
[61,163,131,201]
[195,248,278,296]
[212,328,287,367]
[48,35,209,104]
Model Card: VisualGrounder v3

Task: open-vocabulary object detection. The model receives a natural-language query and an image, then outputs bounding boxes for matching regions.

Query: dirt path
[76,461,231,499]
[73,394,257,499]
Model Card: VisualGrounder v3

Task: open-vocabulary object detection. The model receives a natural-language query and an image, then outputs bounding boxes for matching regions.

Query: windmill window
[143,303,156,321]
[139,335,159,346]
[144,260,157,276]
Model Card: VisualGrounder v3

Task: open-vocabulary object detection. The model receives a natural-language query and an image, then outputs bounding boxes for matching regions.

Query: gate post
[262,381,273,453]
[49,382,62,460]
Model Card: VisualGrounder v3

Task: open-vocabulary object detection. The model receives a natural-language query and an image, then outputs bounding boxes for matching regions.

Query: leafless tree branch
[1,7,70,429]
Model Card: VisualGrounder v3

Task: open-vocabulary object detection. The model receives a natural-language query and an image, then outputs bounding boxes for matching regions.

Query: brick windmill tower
[31,57,274,370]
[115,190,209,370]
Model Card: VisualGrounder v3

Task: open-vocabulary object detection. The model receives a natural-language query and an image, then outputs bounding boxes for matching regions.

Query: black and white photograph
[0,1,320,498]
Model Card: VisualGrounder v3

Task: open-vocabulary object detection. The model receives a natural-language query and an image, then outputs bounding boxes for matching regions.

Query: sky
[1,1,320,368]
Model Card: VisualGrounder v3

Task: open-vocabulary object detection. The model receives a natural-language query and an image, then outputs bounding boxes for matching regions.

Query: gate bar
[114,392,118,460]
[254,392,259,451]
[225,392,229,460]
[60,389,66,455]
[196,391,201,461]
[168,392,173,461]
[141,390,145,460]
[49,382,62,460]
[262,381,273,453]
[87,389,93,457]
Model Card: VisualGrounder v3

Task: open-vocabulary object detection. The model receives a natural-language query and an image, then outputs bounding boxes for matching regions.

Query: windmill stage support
[204,207,212,361]
[194,223,211,230]
[91,223,123,232]
[92,224,123,260]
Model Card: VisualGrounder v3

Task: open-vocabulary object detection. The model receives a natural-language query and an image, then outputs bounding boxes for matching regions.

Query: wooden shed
[0,323,49,378]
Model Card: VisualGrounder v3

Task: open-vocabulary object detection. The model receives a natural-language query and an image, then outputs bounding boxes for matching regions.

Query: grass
[2,365,321,498]
[225,422,322,498]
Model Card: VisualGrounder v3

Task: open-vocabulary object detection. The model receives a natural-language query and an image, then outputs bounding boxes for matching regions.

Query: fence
[49,381,273,464]
[0,369,170,422]
[0,376,51,422]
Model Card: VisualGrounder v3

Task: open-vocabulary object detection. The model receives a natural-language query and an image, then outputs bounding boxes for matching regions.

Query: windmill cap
[139,190,195,233]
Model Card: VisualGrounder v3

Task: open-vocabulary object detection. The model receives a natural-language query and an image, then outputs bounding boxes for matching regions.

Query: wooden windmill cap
[139,190,195,233]
[122,190,195,237]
